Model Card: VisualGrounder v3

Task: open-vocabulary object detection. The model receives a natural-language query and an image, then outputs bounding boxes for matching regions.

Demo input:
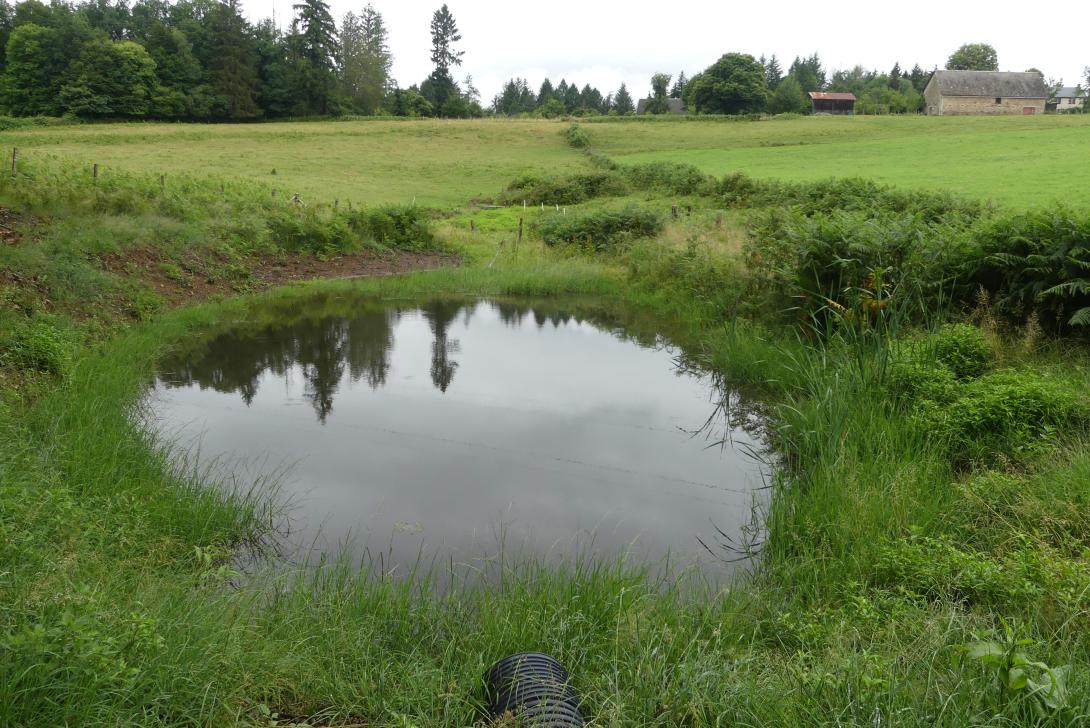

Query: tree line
[0,0,1085,121]
[494,44,1089,117]
[0,0,481,119]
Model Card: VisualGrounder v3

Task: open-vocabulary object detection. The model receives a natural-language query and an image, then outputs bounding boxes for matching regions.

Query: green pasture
[0,119,586,207]
[592,115,1090,208]
[4,115,1090,210]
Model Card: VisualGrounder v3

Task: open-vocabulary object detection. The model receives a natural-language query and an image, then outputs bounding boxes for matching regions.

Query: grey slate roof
[1056,86,1083,99]
[636,98,686,114]
[929,70,1048,99]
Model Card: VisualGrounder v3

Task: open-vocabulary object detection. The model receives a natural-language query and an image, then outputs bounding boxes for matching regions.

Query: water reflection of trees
[158,297,721,424]
[420,300,463,393]
[160,305,404,423]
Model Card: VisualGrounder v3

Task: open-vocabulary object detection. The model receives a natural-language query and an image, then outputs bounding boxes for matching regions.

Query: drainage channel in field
[146,294,769,580]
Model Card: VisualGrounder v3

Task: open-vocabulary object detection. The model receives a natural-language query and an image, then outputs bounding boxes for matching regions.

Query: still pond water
[148,296,766,577]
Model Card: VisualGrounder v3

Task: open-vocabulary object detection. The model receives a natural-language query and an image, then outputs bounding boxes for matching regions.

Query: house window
[995,97,1002,104]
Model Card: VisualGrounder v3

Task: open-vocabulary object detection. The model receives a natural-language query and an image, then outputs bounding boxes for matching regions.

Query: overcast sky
[251,0,1088,103]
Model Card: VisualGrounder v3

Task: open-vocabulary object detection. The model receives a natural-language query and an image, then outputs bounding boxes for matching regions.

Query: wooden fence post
[159,175,165,194]
[93,163,98,182]
[517,217,523,244]
[10,148,16,178]
[671,205,678,219]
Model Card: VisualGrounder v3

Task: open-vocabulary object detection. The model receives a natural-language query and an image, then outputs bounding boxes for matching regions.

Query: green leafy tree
[646,72,671,113]
[768,75,807,114]
[538,96,564,118]
[142,23,210,117]
[687,53,768,114]
[2,23,63,114]
[612,82,634,115]
[59,39,159,117]
[947,43,999,71]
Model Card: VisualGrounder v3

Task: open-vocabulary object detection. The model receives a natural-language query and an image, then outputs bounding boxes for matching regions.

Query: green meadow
[3,116,1090,726]
[4,114,1090,209]
[0,119,588,207]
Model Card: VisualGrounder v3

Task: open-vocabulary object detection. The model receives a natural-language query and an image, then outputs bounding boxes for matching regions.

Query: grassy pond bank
[3,120,1090,725]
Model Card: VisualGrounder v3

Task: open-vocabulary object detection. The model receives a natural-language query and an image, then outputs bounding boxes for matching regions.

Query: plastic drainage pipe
[483,652,585,727]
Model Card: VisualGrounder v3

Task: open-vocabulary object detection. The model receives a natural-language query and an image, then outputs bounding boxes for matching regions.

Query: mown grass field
[0,119,588,207]
[4,114,1090,209]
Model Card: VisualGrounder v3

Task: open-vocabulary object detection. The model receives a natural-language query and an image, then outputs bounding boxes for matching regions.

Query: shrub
[622,162,712,196]
[627,238,747,319]
[266,207,354,254]
[498,172,628,206]
[967,208,1090,333]
[746,207,974,326]
[538,205,663,251]
[348,205,436,250]
[0,317,73,375]
[563,123,591,149]
[930,323,992,379]
[915,368,1088,466]
[885,360,957,404]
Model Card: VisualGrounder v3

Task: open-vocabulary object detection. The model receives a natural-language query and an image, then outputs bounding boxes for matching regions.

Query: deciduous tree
[946,43,998,71]
[687,53,768,114]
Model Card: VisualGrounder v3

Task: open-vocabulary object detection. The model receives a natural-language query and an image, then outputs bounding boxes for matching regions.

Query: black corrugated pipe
[483,652,584,726]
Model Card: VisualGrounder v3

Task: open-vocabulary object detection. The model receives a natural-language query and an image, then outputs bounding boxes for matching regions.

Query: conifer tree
[613,82,634,115]
[208,0,260,118]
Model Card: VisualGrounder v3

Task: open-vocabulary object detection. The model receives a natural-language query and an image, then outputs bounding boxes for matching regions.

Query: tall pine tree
[422,4,462,114]
[207,0,260,118]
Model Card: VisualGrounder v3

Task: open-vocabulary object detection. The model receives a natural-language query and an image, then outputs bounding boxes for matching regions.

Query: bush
[627,238,747,319]
[886,360,957,404]
[930,323,992,379]
[563,123,591,149]
[348,205,436,250]
[746,207,974,326]
[0,317,73,375]
[267,207,354,254]
[622,162,712,196]
[538,205,663,251]
[967,208,1090,333]
[498,172,628,206]
[915,369,1088,466]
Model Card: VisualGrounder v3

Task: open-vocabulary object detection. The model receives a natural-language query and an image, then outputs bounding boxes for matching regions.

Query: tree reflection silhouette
[159,302,475,419]
[420,300,463,393]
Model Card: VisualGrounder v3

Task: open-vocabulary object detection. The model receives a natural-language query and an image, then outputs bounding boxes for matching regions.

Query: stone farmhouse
[1050,86,1085,113]
[923,71,1048,116]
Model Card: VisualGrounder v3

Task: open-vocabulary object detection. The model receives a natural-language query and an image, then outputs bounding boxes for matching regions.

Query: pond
[147,295,767,579]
